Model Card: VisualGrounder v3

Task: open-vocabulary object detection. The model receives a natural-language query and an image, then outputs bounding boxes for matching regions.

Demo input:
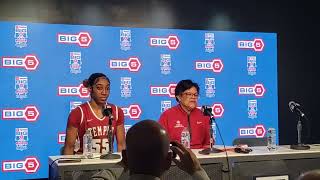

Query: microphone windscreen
[103,105,113,116]
[288,101,300,112]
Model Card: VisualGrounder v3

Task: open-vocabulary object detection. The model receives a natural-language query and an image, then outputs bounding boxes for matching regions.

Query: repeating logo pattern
[58,32,92,47]
[0,22,278,179]
[14,25,28,48]
[2,157,40,173]
[150,83,177,98]
[2,105,40,122]
[2,55,40,71]
[161,100,172,112]
[15,76,28,99]
[238,38,265,52]
[120,30,132,51]
[109,57,141,72]
[15,128,28,151]
[239,124,266,138]
[238,83,266,97]
[247,56,257,76]
[120,77,132,98]
[204,33,215,53]
[69,52,82,74]
[195,58,224,73]
[160,54,171,75]
[150,35,180,50]
[58,84,89,98]
[248,100,258,119]
[205,78,216,98]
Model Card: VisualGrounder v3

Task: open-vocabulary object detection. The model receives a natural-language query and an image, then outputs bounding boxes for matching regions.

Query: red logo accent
[212,103,224,118]
[254,84,266,97]
[78,32,92,47]
[255,125,266,138]
[212,59,224,73]
[253,39,265,52]
[24,157,40,173]
[167,35,180,50]
[123,104,142,119]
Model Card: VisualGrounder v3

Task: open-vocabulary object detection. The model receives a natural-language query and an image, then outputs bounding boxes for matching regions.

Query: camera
[169,142,177,159]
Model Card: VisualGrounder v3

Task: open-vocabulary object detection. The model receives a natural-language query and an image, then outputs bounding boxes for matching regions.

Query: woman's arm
[116,124,126,152]
[63,126,78,155]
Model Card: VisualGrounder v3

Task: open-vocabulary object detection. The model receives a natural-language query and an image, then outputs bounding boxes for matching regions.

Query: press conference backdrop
[0,21,277,179]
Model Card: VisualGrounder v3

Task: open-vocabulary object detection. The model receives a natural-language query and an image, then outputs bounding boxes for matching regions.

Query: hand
[170,141,201,175]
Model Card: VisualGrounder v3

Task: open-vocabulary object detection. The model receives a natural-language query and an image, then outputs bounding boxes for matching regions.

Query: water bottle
[211,122,217,142]
[83,129,93,158]
[181,127,190,148]
[267,128,276,151]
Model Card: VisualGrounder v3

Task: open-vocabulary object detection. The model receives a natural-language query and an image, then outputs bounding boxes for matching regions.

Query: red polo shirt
[158,105,211,149]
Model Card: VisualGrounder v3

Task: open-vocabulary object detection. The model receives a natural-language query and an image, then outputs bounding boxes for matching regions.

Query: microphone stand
[290,116,310,150]
[100,112,121,159]
[200,114,222,154]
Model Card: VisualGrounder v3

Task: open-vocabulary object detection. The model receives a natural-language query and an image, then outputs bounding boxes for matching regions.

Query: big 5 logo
[109,57,141,72]
[150,83,177,98]
[1,55,40,71]
[150,35,180,50]
[58,84,89,98]
[239,124,266,138]
[122,104,142,119]
[195,58,224,73]
[2,105,39,122]
[238,84,266,97]
[2,157,40,173]
[237,38,264,52]
[57,32,92,47]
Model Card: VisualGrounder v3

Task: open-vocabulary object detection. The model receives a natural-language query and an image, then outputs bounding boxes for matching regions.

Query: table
[49,145,320,180]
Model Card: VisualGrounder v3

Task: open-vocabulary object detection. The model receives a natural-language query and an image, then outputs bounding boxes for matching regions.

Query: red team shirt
[67,102,124,154]
[159,105,211,149]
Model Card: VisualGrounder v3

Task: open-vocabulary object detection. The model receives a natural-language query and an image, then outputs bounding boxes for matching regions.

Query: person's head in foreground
[298,169,320,180]
[122,120,206,178]
[123,120,172,177]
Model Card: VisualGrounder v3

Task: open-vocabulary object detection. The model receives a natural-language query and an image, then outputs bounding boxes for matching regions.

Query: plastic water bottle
[83,129,93,158]
[181,127,190,148]
[267,128,276,151]
[211,122,217,141]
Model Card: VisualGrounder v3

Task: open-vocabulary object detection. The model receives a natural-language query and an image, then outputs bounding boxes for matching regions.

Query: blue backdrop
[0,21,277,179]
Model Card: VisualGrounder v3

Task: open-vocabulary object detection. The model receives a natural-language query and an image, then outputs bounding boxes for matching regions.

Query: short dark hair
[82,73,110,87]
[175,79,200,102]
[126,120,169,175]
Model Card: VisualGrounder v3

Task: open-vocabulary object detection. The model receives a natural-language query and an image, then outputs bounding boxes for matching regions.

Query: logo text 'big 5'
[195,58,224,73]
[239,124,266,138]
[1,55,40,71]
[237,38,264,52]
[2,105,40,122]
[238,83,266,97]
[58,32,92,47]
[150,83,177,98]
[150,35,180,50]
[122,104,142,119]
[109,57,141,72]
[58,84,90,98]
[197,103,225,118]
[2,157,40,173]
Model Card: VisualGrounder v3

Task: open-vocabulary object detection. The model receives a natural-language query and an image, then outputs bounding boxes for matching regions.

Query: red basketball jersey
[67,102,124,154]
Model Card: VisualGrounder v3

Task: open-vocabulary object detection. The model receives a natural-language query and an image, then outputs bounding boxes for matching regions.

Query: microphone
[103,105,113,119]
[201,105,214,117]
[288,101,305,118]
